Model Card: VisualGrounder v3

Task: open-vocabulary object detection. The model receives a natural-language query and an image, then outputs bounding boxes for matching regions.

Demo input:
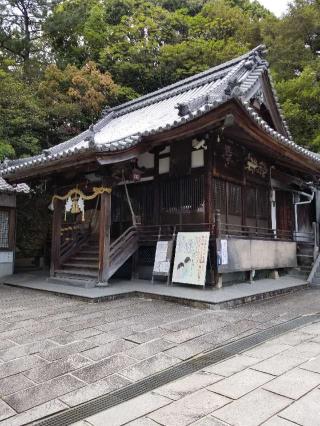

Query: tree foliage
[0,0,320,160]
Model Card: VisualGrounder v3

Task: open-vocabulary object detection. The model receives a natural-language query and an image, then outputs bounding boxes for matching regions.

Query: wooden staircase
[53,226,138,286]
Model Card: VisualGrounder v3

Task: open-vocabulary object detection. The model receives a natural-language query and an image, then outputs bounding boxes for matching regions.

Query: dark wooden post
[214,209,223,288]
[204,137,213,225]
[153,147,161,226]
[98,189,112,284]
[50,198,63,277]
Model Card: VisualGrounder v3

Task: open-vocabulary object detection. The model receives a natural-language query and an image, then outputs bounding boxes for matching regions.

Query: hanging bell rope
[122,169,137,226]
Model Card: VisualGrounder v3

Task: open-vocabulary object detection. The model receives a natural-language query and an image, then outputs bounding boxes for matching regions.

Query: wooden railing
[137,223,216,244]
[108,226,138,278]
[60,223,91,262]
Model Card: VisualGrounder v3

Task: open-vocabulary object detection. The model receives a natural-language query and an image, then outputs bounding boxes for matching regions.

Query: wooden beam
[98,188,112,284]
[50,198,63,277]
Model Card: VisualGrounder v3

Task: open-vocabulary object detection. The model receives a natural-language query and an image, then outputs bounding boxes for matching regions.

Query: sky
[257,0,290,17]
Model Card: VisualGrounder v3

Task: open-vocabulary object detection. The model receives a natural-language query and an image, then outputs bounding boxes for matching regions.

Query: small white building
[0,177,29,278]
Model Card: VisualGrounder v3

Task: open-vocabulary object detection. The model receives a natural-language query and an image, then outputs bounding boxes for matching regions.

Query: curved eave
[2,98,320,182]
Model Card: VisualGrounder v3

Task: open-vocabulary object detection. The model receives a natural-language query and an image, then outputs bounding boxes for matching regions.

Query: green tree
[0,61,44,159]
[262,0,320,80]
[37,61,118,147]
[0,0,56,78]
[276,61,320,150]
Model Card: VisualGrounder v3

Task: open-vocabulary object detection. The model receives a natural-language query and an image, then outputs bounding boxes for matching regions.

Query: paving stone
[59,374,131,407]
[286,341,320,359]
[164,338,212,360]
[0,398,16,421]
[298,322,320,335]
[154,371,223,400]
[149,388,230,426]
[3,374,84,413]
[70,328,104,340]
[243,343,292,360]
[203,354,260,377]
[0,341,16,351]
[263,367,320,400]
[72,353,137,383]
[125,338,176,360]
[85,327,136,346]
[24,354,92,383]
[214,389,292,426]
[126,328,169,344]
[0,340,58,362]
[38,340,97,361]
[0,373,34,397]
[121,353,180,381]
[82,339,137,361]
[0,399,68,426]
[262,416,297,425]
[269,331,315,346]
[279,387,320,425]
[86,392,171,426]
[10,329,70,345]
[190,416,230,425]
[125,418,160,425]
[165,326,210,344]
[251,353,306,376]
[203,321,257,346]
[160,314,213,332]
[0,355,48,379]
[0,328,29,341]
[208,368,273,399]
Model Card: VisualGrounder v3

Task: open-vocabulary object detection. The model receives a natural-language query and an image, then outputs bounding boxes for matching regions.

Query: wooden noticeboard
[172,232,210,287]
[152,240,173,283]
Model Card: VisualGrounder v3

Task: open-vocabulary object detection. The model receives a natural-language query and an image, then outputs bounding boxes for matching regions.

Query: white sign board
[221,239,228,265]
[153,241,172,275]
[0,251,13,263]
[172,232,209,286]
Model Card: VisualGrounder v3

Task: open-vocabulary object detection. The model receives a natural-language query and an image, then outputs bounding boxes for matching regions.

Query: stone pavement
[0,284,320,425]
[3,271,308,306]
[77,320,320,426]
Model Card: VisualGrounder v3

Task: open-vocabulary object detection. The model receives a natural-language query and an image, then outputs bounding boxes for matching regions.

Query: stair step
[55,269,97,278]
[48,277,96,289]
[68,256,98,262]
[62,263,98,270]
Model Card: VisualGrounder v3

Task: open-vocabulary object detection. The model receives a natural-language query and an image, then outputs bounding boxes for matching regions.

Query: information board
[172,232,210,286]
[153,240,173,276]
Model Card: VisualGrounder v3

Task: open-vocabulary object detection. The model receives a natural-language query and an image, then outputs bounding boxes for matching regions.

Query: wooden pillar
[98,190,112,284]
[50,198,63,277]
[214,209,223,288]
[204,137,213,224]
[153,148,160,225]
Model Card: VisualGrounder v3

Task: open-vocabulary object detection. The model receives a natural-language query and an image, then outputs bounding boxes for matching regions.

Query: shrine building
[1,45,320,289]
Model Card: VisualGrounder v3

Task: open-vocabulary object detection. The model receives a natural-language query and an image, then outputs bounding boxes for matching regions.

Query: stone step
[48,276,96,288]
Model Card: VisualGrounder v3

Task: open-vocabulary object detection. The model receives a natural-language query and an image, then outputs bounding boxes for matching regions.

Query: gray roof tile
[1,44,319,176]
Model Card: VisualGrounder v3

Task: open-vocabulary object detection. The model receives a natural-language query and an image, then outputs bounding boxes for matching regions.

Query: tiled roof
[1,44,320,177]
[0,177,29,193]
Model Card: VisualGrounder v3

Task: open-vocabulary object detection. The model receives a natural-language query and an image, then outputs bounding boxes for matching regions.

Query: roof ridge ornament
[85,124,96,148]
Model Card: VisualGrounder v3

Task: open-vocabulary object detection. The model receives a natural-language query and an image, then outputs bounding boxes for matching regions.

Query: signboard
[153,241,173,276]
[0,252,13,263]
[221,239,228,265]
[172,232,209,286]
